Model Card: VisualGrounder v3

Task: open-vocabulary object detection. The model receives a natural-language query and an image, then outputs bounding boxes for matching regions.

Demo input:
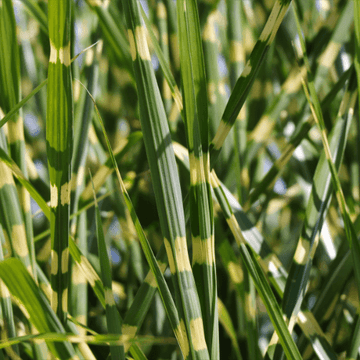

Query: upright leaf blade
[121,1,209,358]
[91,174,124,360]
[177,0,217,357]
[46,0,73,324]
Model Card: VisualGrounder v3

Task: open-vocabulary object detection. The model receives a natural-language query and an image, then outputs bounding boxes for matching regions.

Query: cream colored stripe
[12,224,28,258]
[318,41,341,69]
[51,250,58,275]
[250,115,274,143]
[88,0,102,6]
[144,262,167,287]
[241,64,252,77]
[49,40,57,63]
[123,324,138,352]
[192,236,215,265]
[190,318,207,351]
[157,2,167,19]
[164,238,176,274]
[61,181,71,206]
[212,120,231,150]
[230,40,245,63]
[7,116,25,143]
[59,42,71,66]
[294,237,310,265]
[207,82,216,104]
[61,248,69,274]
[0,162,14,188]
[203,14,216,42]
[174,319,190,359]
[135,26,151,61]
[62,288,68,313]
[50,184,58,208]
[259,1,283,43]
[51,290,58,314]
[228,262,243,284]
[105,288,115,306]
[72,264,85,285]
[128,29,136,61]
[175,236,191,272]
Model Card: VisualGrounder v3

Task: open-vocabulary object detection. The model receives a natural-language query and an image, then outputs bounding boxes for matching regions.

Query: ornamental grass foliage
[0,0,359,359]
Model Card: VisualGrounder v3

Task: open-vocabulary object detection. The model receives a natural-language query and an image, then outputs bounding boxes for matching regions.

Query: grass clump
[0,0,359,359]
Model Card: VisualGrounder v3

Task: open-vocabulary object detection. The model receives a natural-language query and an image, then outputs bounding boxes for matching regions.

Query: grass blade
[122,1,209,358]
[78,79,190,358]
[91,173,125,360]
[217,296,243,360]
[177,0,217,357]
[209,0,292,167]
[46,0,73,324]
